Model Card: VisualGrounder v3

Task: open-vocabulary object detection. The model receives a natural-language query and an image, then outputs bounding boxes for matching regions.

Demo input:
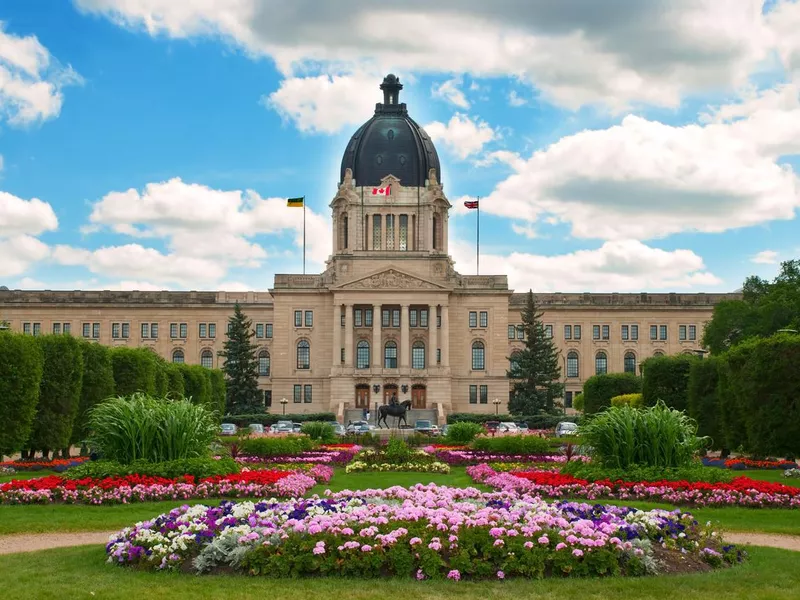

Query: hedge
[610,393,643,408]
[208,369,226,416]
[178,364,213,410]
[165,363,185,398]
[28,335,84,455]
[447,413,578,428]
[641,354,698,411]
[71,341,115,446]
[686,357,722,449]
[221,413,337,427]
[716,341,752,452]
[111,347,158,396]
[582,373,642,414]
[0,332,44,457]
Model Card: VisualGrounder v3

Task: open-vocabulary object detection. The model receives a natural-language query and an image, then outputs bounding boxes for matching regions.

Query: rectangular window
[33,323,41,336]
[122,323,130,339]
[679,325,687,341]
[364,310,372,327]
[63,322,71,334]
[386,214,395,250]
[170,323,178,338]
[382,309,390,327]
[92,323,100,338]
[660,325,668,341]
[82,323,90,338]
[304,311,313,327]
[180,323,188,338]
[480,311,488,328]
[201,323,208,338]
[209,323,216,338]
[264,390,272,407]
[480,385,488,404]
[52,322,61,335]
[593,325,601,340]
[469,384,478,404]
[564,324,572,340]
[409,309,417,328]
[469,311,478,328]
[689,325,696,341]
[544,324,553,338]
[437,314,442,328]
[293,384,302,403]
[508,325,516,339]
[392,309,400,328]
[255,323,263,338]
[420,309,428,328]
[151,323,158,338]
[574,325,582,340]
[650,325,658,340]
[340,348,345,364]
[372,214,382,250]
[399,214,408,251]
[23,322,31,335]
[141,323,149,338]
[341,313,345,327]
[621,325,629,341]
[112,323,120,339]
[264,324,272,338]
[354,309,362,327]
[304,384,312,404]
[602,325,609,340]
[565,391,573,409]
[517,325,525,341]
[437,349,441,364]
[294,310,302,327]
[631,325,638,341]
[227,323,232,334]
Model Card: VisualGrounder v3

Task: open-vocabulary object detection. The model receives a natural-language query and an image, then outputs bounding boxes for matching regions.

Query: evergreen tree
[507,290,564,415]
[220,302,261,414]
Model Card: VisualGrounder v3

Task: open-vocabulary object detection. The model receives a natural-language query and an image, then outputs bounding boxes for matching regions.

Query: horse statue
[377,400,412,429]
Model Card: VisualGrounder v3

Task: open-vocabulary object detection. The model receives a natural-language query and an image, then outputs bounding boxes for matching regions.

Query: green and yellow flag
[287,196,304,207]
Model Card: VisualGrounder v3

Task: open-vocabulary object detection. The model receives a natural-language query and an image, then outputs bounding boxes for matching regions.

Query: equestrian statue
[377,398,412,429]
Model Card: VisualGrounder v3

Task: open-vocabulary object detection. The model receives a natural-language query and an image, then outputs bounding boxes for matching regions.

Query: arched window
[567,351,579,378]
[653,350,665,358]
[384,341,398,369]
[342,214,349,249]
[472,341,485,371]
[432,214,440,250]
[624,351,636,374]
[297,340,310,370]
[258,350,270,377]
[200,349,213,369]
[356,340,370,369]
[595,351,608,375]
[172,348,184,364]
[412,341,425,369]
[509,350,522,373]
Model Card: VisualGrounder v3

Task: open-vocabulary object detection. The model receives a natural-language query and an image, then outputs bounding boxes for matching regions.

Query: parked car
[555,421,579,437]
[515,422,529,432]
[292,422,303,433]
[498,422,519,433]
[248,423,264,435]
[346,420,371,434]
[220,423,237,436]
[414,419,438,436]
[484,421,500,433]
[326,421,346,436]
[440,424,449,437]
[273,421,294,434]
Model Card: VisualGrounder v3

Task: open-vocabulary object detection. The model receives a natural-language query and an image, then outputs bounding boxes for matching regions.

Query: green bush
[561,460,734,484]
[641,354,697,411]
[239,435,314,457]
[447,413,578,428]
[444,422,484,444]
[88,393,218,463]
[717,342,753,452]
[28,335,84,455]
[472,435,551,455]
[572,392,584,412]
[154,358,169,398]
[580,402,705,469]
[64,457,239,480]
[208,369,226,416]
[178,364,213,410]
[301,421,336,443]
[0,332,44,457]
[71,342,115,447]
[165,363,185,398]
[384,438,412,464]
[610,393,643,408]
[583,373,642,414]
[111,347,158,396]
[221,413,337,427]
[687,357,722,449]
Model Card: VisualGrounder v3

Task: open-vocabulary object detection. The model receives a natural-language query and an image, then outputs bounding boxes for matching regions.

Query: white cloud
[432,77,469,109]
[751,250,779,264]
[0,235,50,277]
[0,190,59,235]
[0,155,4,171]
[451,239,722,292]
[508,90,526,107]
[424,113,498,159]
[12,277,46,289]
[0,22,82,126]
[511,223,538,239]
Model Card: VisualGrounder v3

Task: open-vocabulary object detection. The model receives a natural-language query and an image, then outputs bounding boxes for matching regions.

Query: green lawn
[0,469,58,484]
[0,544,798,600]
[309,466,488,494]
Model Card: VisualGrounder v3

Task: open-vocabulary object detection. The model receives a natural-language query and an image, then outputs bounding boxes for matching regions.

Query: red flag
[464,200,479,209]
[372,185,391,196]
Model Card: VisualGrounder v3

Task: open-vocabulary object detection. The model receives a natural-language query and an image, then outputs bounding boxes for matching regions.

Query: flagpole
[476,196,480,276]
[303,196,306,275]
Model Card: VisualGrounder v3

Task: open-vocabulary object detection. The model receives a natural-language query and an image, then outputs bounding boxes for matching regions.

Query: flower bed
[432,450,590,466]
[704,457,798,471]
[784,468,800,479]
[0,469,321,505]
[469,465,800,508]
[106,484,743,579]
[0,457,90,473]
[345,460,450,474]
[235,448,359,466]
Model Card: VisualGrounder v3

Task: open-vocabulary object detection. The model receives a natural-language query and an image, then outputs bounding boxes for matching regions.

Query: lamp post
[493,398,501,416]
[280,397,288,415]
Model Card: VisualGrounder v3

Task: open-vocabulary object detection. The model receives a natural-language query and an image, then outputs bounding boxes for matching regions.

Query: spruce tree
[507,290,564,415]
[220,302,261,414]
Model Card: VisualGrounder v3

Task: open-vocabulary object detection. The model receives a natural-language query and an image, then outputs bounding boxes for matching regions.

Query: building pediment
[334,268,447,291]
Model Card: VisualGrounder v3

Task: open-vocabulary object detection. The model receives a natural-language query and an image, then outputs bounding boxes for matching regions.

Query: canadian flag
[372,185,391,196]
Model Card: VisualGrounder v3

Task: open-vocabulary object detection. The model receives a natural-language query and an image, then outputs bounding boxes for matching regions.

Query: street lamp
[280,397,288,415]
[492,398,501,415]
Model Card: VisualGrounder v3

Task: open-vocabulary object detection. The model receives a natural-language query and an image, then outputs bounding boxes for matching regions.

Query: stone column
[372,304,381,368]
[428,304,437,368]
[344,303,354,367]
[332,303,341,367]
[441,305,450,367]
[400,304,410,368]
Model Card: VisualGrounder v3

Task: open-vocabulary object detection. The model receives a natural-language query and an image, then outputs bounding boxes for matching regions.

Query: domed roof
[340,74,441,188]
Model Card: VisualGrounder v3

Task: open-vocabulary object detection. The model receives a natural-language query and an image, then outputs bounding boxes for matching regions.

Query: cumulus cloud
[432,77,469,109]
[424,113,498,159]
[0,190,57,277]
[751,250,779,264]
[0,21,82,126]
[508,90,526,107]
[0,235,50,278]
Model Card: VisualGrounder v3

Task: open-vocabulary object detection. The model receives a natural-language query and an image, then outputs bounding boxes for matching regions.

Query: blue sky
[1,0,799,293]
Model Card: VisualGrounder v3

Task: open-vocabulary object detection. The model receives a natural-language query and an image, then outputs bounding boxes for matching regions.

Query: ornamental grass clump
[301,421,337,444]
[88,393,218,464]
[580,402,705,469]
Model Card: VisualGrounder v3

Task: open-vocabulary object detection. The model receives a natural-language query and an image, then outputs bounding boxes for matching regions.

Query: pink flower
[447,569,461,581]
[361,545,372,552]
[572,549,584,557]
[524,541,534,549]
[538,535,549,544]
[497,570,505,579]
[409,537,422,546]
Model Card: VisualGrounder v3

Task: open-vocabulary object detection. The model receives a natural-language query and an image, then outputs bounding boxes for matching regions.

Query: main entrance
[383,384,398,405]
[411,385,427,409]
[355,385,370,408]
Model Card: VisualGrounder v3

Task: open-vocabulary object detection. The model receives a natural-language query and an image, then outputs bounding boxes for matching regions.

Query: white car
[555,422,579,437]
[498,422,519,433]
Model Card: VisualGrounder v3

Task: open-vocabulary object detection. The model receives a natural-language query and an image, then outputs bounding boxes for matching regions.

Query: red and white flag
[464,200,479,209]
[372,185,391,196]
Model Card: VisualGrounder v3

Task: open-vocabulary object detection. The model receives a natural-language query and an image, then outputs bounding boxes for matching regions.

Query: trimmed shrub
[165,363,185,398]
[65,457,239,480]
[71,342,115,447]
[208,369,226,416]
[580,402,705,469]
[583,373,642,414]
[154,359,169,397]
[687,357,722,449]
[447,413,576,428]
[221,413,337,427]
[561,460,733,484]
[88,393,217,463]
[444,422,484,444]
[179,364,213,410]
[301,421,336,443]
[716,342,753,452]
[610,393,643,408]
[0,332,44,458]
[28,335,84,456]
[641,354,698,411]
[472,435,551,455]
[111,347,158,396]
[239,435,314,457]
[572,392,584,412]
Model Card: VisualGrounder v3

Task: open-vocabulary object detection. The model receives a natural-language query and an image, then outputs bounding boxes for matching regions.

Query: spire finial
[380,74,402,105]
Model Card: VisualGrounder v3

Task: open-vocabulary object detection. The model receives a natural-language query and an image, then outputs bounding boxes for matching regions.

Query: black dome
[340,74,441,188]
